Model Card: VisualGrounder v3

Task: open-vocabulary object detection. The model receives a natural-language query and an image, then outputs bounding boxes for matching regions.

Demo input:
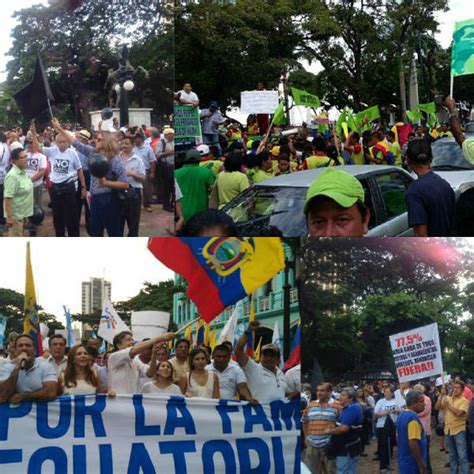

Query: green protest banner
[418,102,436,115]
[451,19,474,77]
[175,105,202,144]
[273,101,287,126]
[290,87,321,108]
[406,109,423,122]
[355,105,381,125]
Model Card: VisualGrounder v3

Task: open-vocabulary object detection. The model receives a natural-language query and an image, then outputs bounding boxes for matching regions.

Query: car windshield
[223,186,307,236]
[432,137,474,170]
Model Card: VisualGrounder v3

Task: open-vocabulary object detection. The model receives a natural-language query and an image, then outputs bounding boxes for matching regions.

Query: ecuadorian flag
[148,238,285,323]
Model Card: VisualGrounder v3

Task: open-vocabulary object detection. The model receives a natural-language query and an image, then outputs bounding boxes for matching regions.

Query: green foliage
[175,0,336,107]
[2,0,173,128]
[301,238,474,383]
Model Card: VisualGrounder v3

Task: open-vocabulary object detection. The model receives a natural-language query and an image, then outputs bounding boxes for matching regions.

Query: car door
[367,170,414,236]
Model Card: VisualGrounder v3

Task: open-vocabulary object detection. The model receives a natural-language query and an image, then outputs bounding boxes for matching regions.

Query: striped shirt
[302,398,342,448]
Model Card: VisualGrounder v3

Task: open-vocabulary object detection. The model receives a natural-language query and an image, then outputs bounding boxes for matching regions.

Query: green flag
[290,87,321,108]
[418,102,436,115]
[347,111,359,133]
[355,105,380,125]
[336,109,347,138]
[406,109,423,122]
[451,19,474,77]
[273,101,287,126]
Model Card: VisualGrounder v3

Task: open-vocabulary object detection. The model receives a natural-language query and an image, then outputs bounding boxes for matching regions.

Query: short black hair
[224,152,242,172]
[49,334,67,346]
[14,334,36,347]
[312,136,326,152]
[212,344,231,356]
[407,138,432,165]
[175,338,190,349]
[10,148,25,161]
[112,331,133,351]
[180,210,240,237]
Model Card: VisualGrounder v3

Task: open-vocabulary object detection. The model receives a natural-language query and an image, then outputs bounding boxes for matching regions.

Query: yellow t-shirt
[389,141,402,166]
[304,155,332,169]
[200,159,223,176]
[444,395,469,436]
[251,169,273,184]
[217,171,250,208]
[407,419,422,440]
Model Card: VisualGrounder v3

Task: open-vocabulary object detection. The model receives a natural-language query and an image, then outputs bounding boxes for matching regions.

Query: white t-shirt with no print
[108,347,139,394]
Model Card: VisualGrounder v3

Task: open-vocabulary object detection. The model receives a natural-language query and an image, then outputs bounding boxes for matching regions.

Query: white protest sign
[98,299,130,344]
[131,311,170,341]
[0,395,300,474]
[240,90,279,114]
[55,329,81,346]
[389,323,443,383]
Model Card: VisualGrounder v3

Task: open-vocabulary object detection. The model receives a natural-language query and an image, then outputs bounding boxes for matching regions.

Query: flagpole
[450,74,454,98]
[47,98,53,121]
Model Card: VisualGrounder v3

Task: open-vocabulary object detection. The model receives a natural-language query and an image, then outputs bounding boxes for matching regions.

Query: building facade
[172,246,299,348]
[81,278,111,315]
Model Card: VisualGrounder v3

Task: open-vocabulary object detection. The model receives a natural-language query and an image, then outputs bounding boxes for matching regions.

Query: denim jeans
[202,133,222,156]
[90,192,121,237]
[445,431,470,474]
[336,455,359,474]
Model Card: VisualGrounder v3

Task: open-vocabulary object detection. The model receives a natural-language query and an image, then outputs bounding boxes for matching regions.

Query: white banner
[131,311,170,341]
[0,395,300,473]
[389,323,443,383]
[55,329,81,346]
[240,91,279,114]
[98,300,130,345]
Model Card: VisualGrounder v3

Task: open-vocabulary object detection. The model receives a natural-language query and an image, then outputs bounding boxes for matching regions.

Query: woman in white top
[60,345,106,395]
[141,360,181,395]
[374,387,402,472]
[179,348,219,399]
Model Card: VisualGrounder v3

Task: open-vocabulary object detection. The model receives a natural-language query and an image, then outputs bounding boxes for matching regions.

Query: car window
[358,178,377,229]
[224,186,307,236]
[373,172,412,221]
[432,138,474,170]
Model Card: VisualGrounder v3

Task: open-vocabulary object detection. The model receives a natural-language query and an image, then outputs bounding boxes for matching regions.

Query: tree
[301,238,474,384]
[175,0,336,107]
[2,0,173,128]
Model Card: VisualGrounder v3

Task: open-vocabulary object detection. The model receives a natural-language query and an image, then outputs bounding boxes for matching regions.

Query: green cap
[185,149,201,163]
[304,168,365,214]
[462,138,474,165]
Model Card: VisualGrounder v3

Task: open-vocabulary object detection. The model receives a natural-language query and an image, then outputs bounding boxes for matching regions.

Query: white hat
[196,144,210,156]
[9,142,23,151]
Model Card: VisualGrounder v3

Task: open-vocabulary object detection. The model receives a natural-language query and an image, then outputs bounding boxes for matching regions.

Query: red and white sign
[389,323,443,383]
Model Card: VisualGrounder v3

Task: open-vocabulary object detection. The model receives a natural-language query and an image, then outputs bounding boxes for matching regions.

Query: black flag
[13,53,55,120]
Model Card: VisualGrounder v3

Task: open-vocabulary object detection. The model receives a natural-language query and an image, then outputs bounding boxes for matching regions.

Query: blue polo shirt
[339,401,363,427]
[0,359,57,392]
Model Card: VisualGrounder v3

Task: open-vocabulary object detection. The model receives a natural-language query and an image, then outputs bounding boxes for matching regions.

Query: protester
[45,334,68,377]
[405,138,455,237]
[2,147,34,237]
[154,127,175,212]
[175,149,215,222]
[374,386,402,472]
[439,381,471,474]
[108,331,175,394]
[176,82,199,108]
[304,168,370,237]
[206,343,256,402]
[52,118,129,237]
[59,344,105,395]
[169,338,191,384]
[215,152,249,209]
[141,360,182,395]
[324,387,363,474]
[133,130,156,213]
[201,101,225,156]
[396,390,428,474]
[119,135,145,236]
[0,334,58,403]
[414,383,433,473]
[235,320,291,401]
[179,347,219,399]
[0,132,11,231]
[302,382,341,474]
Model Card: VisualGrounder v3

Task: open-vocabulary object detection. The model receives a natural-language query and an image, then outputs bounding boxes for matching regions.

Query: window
[374,172,412,221]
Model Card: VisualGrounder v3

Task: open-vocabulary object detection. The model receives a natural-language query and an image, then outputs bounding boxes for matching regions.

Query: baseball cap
[196,144,210,156]
[271,146,280,157]
[304,168,365,214]
[79,130,91,140]
[462,138,474,164]
[185,149,201,163]
[9,142,23,152]
[261,343,280,355]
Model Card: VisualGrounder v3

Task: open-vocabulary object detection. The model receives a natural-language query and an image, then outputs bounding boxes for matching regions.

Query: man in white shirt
[284,363,301,394]
[108,330,175,394]
[207,343,257,403]
[176,82,199,108]
[235,320,290,402]
[0,137,11,230]
[44,334,68,377]
[32,131,86,236]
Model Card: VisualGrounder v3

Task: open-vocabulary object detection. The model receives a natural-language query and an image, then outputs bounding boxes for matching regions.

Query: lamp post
[282,254,295,360]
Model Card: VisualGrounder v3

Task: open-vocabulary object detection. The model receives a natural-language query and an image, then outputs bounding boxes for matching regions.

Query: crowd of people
[0,320,300,406]
[0,118,174,237]
[174,83,474,238]
[301,377,474,474]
